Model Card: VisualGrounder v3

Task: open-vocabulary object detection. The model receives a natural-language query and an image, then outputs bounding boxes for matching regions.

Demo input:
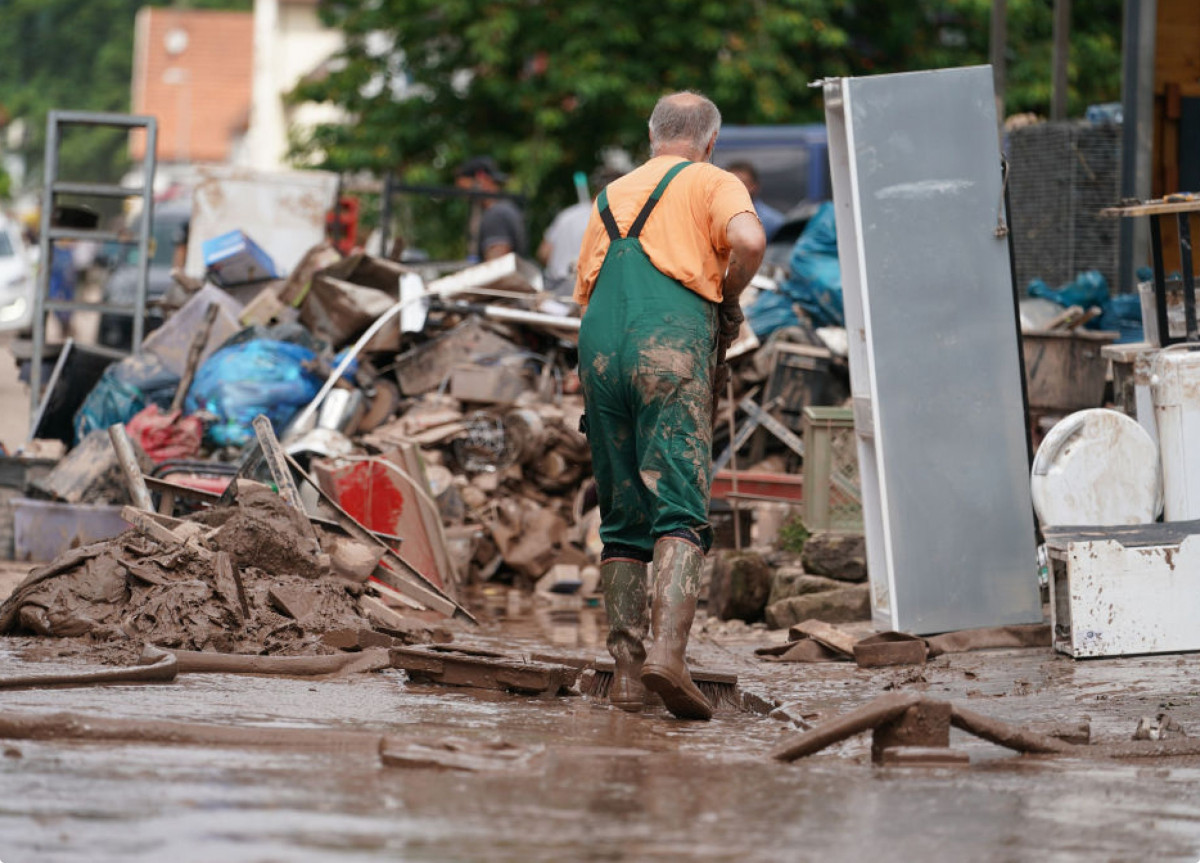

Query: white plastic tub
[1150,345,1200,520]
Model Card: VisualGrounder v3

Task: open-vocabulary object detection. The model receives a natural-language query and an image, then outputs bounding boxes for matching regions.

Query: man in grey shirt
[455,156,528,261]
[538,168,624,297]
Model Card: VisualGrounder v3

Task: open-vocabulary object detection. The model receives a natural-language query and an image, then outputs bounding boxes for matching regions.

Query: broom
[534,653,743,711]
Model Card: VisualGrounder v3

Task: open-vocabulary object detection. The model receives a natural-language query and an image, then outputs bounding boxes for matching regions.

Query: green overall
[578,161,718,559]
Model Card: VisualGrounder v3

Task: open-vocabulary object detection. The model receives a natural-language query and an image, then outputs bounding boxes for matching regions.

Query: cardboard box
[202,230,279,287]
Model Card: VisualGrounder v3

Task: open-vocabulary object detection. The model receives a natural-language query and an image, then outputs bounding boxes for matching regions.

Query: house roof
[131,7,254,164]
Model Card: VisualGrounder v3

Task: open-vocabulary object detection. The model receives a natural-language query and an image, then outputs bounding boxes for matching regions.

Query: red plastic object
[325,196,360,255]
[312,457,443,590]
[710,470,803,503]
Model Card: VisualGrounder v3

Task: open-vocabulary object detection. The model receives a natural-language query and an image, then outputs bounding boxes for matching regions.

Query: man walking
[574,92,766,720]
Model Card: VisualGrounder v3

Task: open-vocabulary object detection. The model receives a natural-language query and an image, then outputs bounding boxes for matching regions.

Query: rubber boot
[641,537,713,721]
[601,558,649,712]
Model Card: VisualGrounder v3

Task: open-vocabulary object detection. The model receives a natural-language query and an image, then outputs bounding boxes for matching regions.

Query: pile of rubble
[0,480,447,654]
[8,210,857,654]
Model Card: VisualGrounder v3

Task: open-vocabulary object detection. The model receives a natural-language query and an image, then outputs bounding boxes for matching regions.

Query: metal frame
[32,110,158,423]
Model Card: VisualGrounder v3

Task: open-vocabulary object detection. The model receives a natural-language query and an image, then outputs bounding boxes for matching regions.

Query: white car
[0,215,33,333]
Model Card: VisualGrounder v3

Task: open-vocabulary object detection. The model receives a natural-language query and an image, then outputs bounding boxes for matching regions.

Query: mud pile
[0,483,406,655]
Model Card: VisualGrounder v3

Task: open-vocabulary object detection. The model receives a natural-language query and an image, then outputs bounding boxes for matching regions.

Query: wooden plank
[108,424,153,511]
[252,416,309,517]
[1100,198,1200,218]
[121,506,214,562]
[792,619,858,657]
[170,304,220,413]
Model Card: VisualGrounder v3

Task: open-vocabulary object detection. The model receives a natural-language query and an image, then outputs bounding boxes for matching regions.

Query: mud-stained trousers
[578,162,718,562]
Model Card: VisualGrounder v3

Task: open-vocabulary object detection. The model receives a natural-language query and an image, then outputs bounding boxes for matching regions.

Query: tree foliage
[0,0,251,193]
[293,0,1123,242]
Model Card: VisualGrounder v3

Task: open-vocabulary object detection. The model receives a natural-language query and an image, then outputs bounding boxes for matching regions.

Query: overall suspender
[595,161,693,242]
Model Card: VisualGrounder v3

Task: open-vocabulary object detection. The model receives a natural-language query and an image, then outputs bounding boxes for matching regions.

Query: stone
[802,532,868,582]
[268,585,320,621]
[764,585,871,629]
[328,537,386,583]
[768,567,846,606]
[708,550,772,622]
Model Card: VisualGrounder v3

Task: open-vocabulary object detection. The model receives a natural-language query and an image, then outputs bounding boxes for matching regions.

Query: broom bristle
[583,663,741,711]
[579,667,612,699]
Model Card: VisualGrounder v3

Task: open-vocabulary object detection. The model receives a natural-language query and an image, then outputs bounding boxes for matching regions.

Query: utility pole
[1051,0,1071,121]
[990,0,1007,127]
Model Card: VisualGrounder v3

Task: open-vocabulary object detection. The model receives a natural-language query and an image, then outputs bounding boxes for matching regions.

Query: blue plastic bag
[1098,293,1144,343]
[74,353,180,443]
[1027,270,1109,310]
[749,202,843,337]
[185,340,323,447]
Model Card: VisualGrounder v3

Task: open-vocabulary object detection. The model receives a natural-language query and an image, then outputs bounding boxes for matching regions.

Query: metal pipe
[1151,215,1170,345]
[29,113,59,421]
[473,304,581,331]
[132,119,157,352]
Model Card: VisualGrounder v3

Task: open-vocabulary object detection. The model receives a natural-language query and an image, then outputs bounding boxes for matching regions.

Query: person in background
[538,167,624,297]
[48,241,76,337]
[574,91,765,721]
[726,161,784,241]
[454,156,528,262]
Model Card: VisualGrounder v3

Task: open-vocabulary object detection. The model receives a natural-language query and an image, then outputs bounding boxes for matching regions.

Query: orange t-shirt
[573,155,757,307]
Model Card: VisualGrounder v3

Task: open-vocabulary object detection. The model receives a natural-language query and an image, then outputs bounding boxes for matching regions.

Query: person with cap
[574,91,766,721]
[537,167,625,297]
[454,156,528,261]
[726,161,785,241]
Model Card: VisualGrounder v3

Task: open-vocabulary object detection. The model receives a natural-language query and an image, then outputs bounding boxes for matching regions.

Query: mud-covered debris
[0,484,439,656]
[1134,713,1189,741]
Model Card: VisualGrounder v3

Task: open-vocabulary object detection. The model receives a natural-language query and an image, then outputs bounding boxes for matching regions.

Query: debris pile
[9,181,861,642]
[0,481,445,654]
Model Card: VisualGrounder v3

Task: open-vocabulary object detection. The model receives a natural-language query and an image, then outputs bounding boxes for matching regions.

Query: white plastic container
[1150,344,1200,520]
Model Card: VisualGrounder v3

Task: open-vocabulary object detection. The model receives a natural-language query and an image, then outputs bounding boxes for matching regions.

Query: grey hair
[648,91,722,155]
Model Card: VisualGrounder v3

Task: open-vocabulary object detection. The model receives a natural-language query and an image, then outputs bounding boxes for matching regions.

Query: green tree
[293,0,1122,249]
[0,0,252,193]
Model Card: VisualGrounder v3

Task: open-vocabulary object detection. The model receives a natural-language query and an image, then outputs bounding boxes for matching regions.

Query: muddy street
[1,603,1199,863]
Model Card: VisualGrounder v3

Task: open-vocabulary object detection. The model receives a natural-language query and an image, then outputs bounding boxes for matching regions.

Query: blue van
[712,124,830,266]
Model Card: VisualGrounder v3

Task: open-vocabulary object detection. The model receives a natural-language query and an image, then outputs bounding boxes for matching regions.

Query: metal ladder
[30,110,158,422]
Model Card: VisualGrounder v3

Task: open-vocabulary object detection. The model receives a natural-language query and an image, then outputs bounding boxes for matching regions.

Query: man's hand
[718,299,744,348]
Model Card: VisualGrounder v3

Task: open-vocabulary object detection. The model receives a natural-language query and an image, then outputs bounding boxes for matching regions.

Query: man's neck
[653,143,704,161]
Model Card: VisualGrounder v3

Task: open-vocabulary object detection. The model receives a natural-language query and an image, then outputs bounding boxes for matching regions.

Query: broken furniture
[1100,196,1200,347]
[1044,520,1200,658]
[823,66,1042,634]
